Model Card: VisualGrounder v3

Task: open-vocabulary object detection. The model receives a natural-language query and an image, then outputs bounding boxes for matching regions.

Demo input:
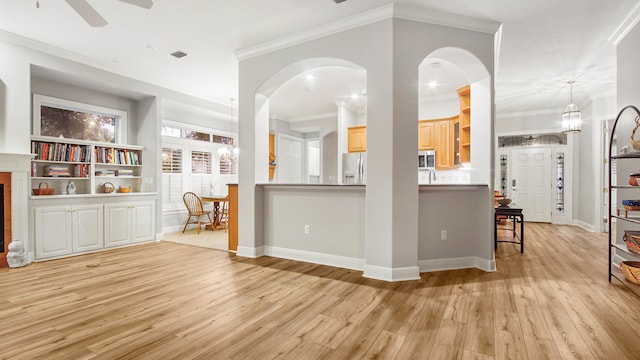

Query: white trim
[363,264,421,282]
[419,256,496,273]
[608,1,640,45]
[162,225,185,234]
[155,232,164,241]
[237,245,265,258]
[264,246,364,271]
[235,4,500,61]
[33,94,128,144]
[576,220,596,233]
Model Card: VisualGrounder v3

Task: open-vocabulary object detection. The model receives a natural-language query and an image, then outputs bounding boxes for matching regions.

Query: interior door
[510,147,552,222]
[278,135,303,183]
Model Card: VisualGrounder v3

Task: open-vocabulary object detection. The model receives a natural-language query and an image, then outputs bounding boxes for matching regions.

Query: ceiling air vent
[334,0,347,3]
[170,51,188,59]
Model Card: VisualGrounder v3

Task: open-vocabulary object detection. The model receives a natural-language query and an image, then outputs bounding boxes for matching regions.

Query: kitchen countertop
[256,183,487,191]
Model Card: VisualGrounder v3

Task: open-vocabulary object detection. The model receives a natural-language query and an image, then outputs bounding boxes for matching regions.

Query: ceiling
[0,0,637,122]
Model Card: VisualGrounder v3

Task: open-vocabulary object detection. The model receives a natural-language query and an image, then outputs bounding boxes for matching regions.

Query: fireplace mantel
[0,152,35,265]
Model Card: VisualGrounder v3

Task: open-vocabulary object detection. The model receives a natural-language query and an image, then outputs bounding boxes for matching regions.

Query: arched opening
[255,58,367,184]
[418,47,492,184]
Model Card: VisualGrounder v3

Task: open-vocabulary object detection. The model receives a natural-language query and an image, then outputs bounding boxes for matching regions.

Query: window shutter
[220,155,237,175]
[162,147,184,209]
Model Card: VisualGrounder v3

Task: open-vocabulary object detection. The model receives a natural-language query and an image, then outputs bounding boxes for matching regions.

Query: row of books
[95,147,140,165]
[32,142,91,163]
[95,169,135,177]
[31,164,91,178]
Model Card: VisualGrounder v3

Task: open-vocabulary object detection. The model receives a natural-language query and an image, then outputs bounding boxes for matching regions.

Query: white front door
[511,147,552,222]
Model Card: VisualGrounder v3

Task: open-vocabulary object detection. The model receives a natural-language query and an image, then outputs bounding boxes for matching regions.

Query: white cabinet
[34,204,103,259]
[105,201,155,248]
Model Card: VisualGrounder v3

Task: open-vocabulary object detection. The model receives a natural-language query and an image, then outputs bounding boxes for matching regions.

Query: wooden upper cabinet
[419,116,456,170]
[269,134,275,179]
[418,121,435,150]
[348,126,366,153]
[434,119,454,170]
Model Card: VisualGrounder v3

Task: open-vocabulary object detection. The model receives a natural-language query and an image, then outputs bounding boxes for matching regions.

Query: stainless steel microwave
[418,150,435,170]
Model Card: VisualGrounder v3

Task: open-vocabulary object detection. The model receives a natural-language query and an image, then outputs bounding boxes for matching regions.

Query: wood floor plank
[1,224,640,359]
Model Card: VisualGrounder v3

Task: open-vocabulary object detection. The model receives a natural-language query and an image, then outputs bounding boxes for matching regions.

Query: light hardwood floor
[1,223,639,359]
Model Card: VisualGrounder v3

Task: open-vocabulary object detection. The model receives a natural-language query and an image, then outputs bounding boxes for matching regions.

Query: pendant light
[561,80,582,133]
[217,98,237,159]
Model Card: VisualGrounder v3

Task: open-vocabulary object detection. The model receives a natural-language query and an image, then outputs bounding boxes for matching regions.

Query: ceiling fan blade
[65,0,108,27]
[118,0,154,9]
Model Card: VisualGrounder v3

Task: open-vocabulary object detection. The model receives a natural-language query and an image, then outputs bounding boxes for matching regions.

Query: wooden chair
[182,192,212,234]
[216,196,229,232]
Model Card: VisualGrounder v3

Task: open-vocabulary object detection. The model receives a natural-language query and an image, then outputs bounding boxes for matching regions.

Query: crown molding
[235,3,501,61]
[608,1,640,45]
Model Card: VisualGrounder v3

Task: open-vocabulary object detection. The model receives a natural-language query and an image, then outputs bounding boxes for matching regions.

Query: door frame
[276,133,305,183]
[495,130,574,225]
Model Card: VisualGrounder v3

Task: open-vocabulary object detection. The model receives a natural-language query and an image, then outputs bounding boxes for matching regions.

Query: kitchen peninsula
[245,182,493,276]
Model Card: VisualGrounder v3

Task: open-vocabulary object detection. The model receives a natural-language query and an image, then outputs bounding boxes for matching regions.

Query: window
[191,151,212,174]
[162,147,184,210]
[220,155,237,175]
[185,130,211,142]
[33,94,127,143]
[162,148,182,173]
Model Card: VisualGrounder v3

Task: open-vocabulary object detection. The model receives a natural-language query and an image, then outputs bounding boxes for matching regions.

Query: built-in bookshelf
[30,136,144,196]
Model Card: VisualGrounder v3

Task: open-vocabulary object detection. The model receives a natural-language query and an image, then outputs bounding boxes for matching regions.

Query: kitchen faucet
[428,167,437,184]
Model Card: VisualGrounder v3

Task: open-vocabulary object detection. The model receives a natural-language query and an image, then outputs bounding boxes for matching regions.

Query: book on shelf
[115,169,134,177]
[31,141,90,162]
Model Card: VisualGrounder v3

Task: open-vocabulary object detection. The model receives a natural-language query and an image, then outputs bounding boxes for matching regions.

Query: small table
[201,195,227,230]
[495,206,524,252]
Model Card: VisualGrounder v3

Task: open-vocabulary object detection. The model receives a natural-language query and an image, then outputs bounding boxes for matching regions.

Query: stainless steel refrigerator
[342,152,366,184]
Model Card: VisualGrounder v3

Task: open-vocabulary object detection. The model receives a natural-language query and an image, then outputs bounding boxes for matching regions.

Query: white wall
[238,16,495,281]
[263,186,365,267]
[419,98,459,119]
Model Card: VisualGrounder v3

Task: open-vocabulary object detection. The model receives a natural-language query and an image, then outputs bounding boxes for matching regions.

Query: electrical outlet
[304,225,310,234]
[441,230,447,240]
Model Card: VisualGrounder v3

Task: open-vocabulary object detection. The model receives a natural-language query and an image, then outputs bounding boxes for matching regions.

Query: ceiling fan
[62,0,154,27]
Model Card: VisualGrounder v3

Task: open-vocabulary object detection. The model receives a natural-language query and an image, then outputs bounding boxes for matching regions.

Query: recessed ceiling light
[304,74,316,81]
[170,50,188,59]
[428,81,438,88]
[350,93,359,100]
[145,44,158,50]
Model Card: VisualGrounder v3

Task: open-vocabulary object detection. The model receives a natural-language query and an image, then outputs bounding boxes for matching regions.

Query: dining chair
[182,192,212,234]
[217,196,229,232]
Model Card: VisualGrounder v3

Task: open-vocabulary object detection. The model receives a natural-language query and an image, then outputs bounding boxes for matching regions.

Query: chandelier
[561,80,581,133]
[218,98,238,159]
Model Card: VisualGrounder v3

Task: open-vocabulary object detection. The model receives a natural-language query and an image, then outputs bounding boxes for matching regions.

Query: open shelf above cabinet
[30,136,146,197]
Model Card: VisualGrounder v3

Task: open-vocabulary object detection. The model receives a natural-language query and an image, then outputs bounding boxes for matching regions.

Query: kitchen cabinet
[34,204,103,259]
[418,121,435,150]
[418,117,456,170]
[348,126,366,153]
[269,134,276,179]
[457,85,471,163]
[104,200,155,248]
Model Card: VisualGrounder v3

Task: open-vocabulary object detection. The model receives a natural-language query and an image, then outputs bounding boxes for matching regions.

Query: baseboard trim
[237,245,265,258]
[575,220,595,232]
[155,232,164,241]
[265,246,364,271]
[162,225,184,234]
[419,256,496,273]
[363,264,421,282]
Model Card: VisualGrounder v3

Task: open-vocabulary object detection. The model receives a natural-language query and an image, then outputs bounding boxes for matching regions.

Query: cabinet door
[104,203,131,247]
[131,201,156,243]
[435,120,453,170]
[35,206,73,259]
[73,204,104,253]
[348,126,366,153]
[418,121,435,150]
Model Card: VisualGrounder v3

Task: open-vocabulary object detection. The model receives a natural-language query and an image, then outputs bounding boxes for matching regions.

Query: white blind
[162,147,184,210]
[162,147,182,173]
[191,151,212,174]
[220,155,237,175]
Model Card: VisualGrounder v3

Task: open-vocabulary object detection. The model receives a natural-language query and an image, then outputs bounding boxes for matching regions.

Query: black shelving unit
[608,105,640,296]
